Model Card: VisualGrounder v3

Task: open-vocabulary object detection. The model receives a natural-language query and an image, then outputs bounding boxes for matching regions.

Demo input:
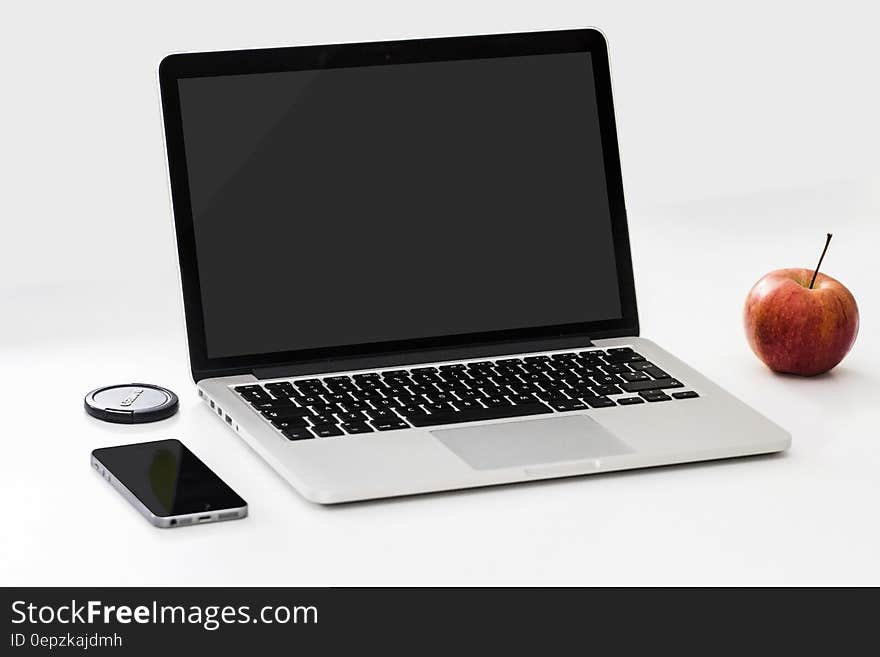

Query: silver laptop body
[160,29,790,504]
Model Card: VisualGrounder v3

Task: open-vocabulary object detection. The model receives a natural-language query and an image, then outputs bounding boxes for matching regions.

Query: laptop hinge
[252,336,594,379]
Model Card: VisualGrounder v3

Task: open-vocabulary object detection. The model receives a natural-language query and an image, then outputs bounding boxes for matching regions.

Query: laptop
[159,28,790,503]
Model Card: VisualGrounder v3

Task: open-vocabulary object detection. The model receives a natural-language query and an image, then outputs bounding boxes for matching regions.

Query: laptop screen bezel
[159,28,639,382]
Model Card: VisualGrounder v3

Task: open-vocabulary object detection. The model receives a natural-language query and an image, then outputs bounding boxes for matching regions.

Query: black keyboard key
[271,417,310,430]
[311,414,339,426]
[324,392,355,404]
[619,378,683,393]
[308,403,341,416]
[672,391,699,399]
[240,390,271,402]
[341,422,374,434]
[617,396,645,406]
[603,351,646,364]
[252,399,295,410]
[293,378,323,389]
[235,385,265,393]
[420,402,452,414]
[598,364,629,374]
[509,394,536,405]
[440,371,469,382]
[326,385,357,396]
[326,377,356,387]
[620,371,651,383]
[412,374,443,385]
[482,396,512,408]
[337,411,367,424]
[564,387,590,399]
[582,395,616,408]
[536,391,568,402]
[371,419,410,431]
[403,402,552,427]
[590,385,622,396]
[262,407,312,420]
[265,381,296,394]
[282,427,315,441]
[627,361,655,371]
[357,388,384,399]
[312,424,344,437]
[640,390,671,402]
[644,366,670,379]
[452,400,483,411]
[341,400,371,412]
[427,392,457,403]
[605,347,633,354]
[478,387,505,399]
[591,374,623,386]
[366,409,400,422]
[551,399,587,412]
[370,398,397,409]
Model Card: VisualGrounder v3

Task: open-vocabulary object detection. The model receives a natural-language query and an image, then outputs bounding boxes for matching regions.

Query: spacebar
[404,402,553,427]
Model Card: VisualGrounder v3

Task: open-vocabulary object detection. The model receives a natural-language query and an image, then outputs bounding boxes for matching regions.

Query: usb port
[198,515,211,522]
[225,414,232,424]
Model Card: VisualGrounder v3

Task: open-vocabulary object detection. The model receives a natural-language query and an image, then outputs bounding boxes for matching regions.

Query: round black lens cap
[84,383,179,424]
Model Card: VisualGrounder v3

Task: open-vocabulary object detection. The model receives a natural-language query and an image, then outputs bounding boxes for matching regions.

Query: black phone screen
[93,439,246,517]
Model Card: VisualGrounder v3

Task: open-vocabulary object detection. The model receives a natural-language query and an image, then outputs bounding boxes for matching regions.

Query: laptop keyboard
[233,347,699,441]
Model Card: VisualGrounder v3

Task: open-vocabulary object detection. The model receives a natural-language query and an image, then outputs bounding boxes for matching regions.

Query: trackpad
[431,415,634,471]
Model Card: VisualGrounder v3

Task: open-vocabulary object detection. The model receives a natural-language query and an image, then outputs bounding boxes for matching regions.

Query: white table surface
[3,1,879,586]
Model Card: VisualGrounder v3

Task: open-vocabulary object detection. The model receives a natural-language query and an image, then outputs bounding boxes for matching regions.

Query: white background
[1,0,878,585]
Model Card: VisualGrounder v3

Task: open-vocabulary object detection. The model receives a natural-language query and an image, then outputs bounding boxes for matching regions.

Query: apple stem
[809,233,833,289]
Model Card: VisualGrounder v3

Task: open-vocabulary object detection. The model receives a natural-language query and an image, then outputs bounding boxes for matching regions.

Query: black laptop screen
[177,51,621,359]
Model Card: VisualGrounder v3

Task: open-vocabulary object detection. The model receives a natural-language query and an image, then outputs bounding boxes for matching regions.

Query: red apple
[744,266,858,376]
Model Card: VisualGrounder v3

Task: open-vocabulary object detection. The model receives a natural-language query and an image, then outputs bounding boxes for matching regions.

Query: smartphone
[91,439,247,528]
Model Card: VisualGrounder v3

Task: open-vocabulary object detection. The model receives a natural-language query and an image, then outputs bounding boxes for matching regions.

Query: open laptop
[159,28,790,503]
